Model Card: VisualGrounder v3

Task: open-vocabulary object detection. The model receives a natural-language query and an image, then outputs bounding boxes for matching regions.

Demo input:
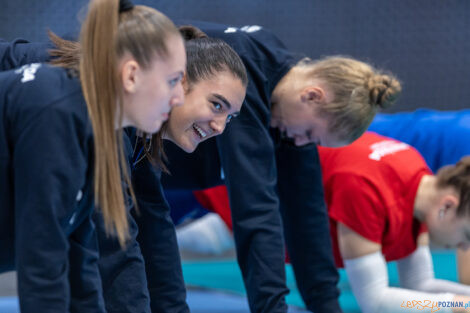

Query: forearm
[68,211,106,313]
[345,252,455,313]
[95,209,151,313]
[135,200,189,313]
[276,142,341,313]
[217,125,289,313]
[132,158,189,313]
[398,246,470,295]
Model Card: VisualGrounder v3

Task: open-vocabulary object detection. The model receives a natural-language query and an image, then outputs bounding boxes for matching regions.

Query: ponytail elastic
[119,0,134,12]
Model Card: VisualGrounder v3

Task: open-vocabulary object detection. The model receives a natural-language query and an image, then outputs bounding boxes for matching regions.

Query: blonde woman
[0,0,185,312]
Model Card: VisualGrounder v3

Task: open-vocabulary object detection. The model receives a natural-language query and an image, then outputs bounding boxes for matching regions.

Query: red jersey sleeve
[327,172,385,244]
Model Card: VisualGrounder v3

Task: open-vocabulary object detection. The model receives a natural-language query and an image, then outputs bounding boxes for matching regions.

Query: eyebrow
[174,71,184,79]
[213,93,232,110]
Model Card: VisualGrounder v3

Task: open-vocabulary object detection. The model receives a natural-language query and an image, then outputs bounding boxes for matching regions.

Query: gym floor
[0,250,458,313]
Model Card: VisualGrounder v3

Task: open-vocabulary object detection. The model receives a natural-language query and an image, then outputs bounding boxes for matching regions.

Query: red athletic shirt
[193,132,430,267]
[319,132,430,268]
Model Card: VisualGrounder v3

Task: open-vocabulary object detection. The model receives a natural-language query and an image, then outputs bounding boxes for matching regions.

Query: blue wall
[1,0,469,112]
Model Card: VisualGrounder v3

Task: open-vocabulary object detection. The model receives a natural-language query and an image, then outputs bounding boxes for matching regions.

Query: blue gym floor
[0,251,458,312]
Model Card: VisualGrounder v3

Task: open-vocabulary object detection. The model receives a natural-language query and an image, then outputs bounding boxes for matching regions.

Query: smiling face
[164,71,246,152]
[120,34,186,134]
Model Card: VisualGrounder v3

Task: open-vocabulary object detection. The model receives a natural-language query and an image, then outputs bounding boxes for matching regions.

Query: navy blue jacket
[160,21,342,313]
[0,64,105,312]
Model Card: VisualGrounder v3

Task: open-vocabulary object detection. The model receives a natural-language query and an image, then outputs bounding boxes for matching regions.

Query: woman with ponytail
[0,0,185,312]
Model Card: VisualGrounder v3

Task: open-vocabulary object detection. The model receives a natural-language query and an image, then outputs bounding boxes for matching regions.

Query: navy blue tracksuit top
[158,21,342,313]
[0,64,105,312]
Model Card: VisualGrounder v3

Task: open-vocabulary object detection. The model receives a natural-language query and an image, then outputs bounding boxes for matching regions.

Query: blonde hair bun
[367,74,402,109]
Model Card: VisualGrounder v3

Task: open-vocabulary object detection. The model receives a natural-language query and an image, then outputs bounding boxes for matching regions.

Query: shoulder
[181,20,290,60]
[9,64,84,115]
[4,64,90,138]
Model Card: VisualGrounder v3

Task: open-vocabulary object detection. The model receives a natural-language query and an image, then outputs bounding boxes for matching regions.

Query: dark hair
[147,25,248,169]
[180,25,248,89]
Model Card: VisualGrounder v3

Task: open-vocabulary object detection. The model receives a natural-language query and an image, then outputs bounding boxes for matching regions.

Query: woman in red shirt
[188,131,470,313]
[319,132,470,313]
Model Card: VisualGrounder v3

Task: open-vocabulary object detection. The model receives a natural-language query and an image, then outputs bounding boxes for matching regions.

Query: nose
[169,82,184,108]
[209,116,227,135]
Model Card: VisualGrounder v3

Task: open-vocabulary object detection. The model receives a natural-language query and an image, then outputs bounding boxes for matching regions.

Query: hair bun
[367,74,402,109]
[179,25,208,41]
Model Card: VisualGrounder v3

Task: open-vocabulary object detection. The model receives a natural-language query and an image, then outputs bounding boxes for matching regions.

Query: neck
[271,65,306,113]
[414,175,438,221]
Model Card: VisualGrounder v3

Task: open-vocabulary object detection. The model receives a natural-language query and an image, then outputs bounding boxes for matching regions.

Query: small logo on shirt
[14,63,41,83]
[368,140,410,161]
[224,25,262,33]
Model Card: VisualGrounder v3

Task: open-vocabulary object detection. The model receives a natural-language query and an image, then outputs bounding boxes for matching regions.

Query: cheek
[169,107,191,133]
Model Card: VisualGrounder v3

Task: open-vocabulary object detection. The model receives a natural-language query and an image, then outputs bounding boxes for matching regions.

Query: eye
[212,102,223,111]
[226,113,239,124]
[168,76,182,87]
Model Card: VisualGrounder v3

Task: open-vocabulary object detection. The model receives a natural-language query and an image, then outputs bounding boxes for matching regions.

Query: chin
[139,121,163,134]
[182,142,198,153]
[173,136,198,153]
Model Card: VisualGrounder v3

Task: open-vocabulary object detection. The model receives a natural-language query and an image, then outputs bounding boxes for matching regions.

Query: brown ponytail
[179,25,208,40]
[49,0,182,246]
[79,0,130,245]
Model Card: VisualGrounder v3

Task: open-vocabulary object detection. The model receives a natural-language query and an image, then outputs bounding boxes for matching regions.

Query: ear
[300,86,325,105]
[440,194,460,216]
[121,59,141,94]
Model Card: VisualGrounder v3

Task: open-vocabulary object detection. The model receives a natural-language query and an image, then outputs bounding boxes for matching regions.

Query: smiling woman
[157,26,247,153]
[166,70,246,152]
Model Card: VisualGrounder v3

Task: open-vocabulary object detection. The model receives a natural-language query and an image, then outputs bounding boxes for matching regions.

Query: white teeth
[193,124,207,139]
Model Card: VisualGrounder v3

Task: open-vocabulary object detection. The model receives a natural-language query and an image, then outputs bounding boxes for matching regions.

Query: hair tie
[375,87,387,106]
[119,0,134,12]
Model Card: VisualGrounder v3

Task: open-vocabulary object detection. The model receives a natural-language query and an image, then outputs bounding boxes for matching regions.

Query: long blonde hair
[298,56,402,142]
[65,0,180,246]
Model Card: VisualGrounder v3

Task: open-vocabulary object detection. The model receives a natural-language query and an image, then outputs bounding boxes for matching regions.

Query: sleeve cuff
[307,297,343,313]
